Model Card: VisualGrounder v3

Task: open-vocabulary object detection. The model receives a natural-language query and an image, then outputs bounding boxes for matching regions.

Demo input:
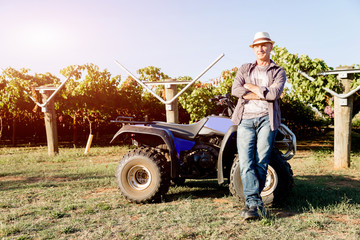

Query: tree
[271,46,360,118]
[178,68,238,122]
[136,66,169,121]
[59,64,121,144]
[129,66,192,122]
[117,76,144,119]
[137,66,169,82]
[0,68,59,144]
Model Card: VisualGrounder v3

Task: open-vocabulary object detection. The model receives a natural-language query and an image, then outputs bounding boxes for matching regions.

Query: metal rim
[261,165,278,197]
[127,165,152,190]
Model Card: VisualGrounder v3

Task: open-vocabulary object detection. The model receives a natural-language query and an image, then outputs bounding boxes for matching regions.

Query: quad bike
[110,94,296,205]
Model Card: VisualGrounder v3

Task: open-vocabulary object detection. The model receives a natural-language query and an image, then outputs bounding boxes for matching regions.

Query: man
[231,32,286,220]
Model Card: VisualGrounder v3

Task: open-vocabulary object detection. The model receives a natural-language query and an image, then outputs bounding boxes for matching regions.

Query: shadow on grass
[2,172,359,219]
[166,179,230,201]
[0,173,114,191]
[296,130,360,154]
[282,175,360,213]
[165,175,360,218]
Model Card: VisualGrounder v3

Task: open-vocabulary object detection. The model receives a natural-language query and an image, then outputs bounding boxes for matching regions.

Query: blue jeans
[237,115,277,208]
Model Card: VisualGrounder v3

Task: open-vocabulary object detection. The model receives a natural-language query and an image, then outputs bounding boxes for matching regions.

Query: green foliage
[0,68,59,117]
[1,50,359,142]
[178,68,238,122]
[59,64,122,133]
[136,66,169,121]
[352,69,360,116]
[280,94,329,138]
[122,66,187,122]
[272,46,341,113]
[353,113,360,129]
[272,46,360,119]
[0,68,60,143]
[179,82,216,122]
[137,66,169,82]
[217,67,238,96]
[117,77,143,118]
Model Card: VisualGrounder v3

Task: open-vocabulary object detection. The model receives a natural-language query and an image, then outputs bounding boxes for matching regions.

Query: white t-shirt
[243,65,269,119]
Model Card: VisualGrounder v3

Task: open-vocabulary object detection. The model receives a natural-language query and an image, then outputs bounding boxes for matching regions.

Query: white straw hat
[249,32,275,48]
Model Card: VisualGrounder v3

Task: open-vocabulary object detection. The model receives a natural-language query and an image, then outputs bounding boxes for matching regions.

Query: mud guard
[110,125,179,178]
[217,125,238,184]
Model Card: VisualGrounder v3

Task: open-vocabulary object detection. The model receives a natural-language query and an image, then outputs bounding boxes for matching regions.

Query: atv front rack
[276,124,297,160]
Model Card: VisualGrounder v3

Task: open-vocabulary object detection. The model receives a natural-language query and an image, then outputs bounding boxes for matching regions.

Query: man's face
[253,42,273,62]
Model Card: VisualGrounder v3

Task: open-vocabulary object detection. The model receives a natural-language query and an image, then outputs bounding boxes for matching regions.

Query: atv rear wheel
[229,148,294,206]
[115,148,170,203]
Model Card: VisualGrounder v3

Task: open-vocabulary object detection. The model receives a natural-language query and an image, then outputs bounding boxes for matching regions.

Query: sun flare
[21,23,66,52]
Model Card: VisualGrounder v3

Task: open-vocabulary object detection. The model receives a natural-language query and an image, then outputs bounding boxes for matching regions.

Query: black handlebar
[209,93,234,117]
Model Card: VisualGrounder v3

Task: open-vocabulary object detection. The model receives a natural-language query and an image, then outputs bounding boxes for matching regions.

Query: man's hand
[244,83,262,98]
[243,92,260,100]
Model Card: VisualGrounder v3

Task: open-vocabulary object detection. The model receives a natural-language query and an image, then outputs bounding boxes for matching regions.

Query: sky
[0,0,359,83]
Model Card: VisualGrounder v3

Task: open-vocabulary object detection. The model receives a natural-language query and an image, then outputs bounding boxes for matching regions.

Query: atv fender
[217,125,238,184]
[110,125,179,178]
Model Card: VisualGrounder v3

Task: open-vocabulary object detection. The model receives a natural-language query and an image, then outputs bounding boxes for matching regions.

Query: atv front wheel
[229,148,294,206]
[115,148,170,203]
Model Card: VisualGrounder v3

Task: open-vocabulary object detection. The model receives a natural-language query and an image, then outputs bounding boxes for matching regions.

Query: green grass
[0,142,360,240]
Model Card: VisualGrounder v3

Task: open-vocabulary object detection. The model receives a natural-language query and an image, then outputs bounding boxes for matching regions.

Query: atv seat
[149,117,208,140]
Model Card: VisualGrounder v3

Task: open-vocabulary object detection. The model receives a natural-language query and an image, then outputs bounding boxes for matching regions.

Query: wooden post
[333,66,354,169]
[165,79,179,123]
[38,86,59,156]
[12,118,17,146]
